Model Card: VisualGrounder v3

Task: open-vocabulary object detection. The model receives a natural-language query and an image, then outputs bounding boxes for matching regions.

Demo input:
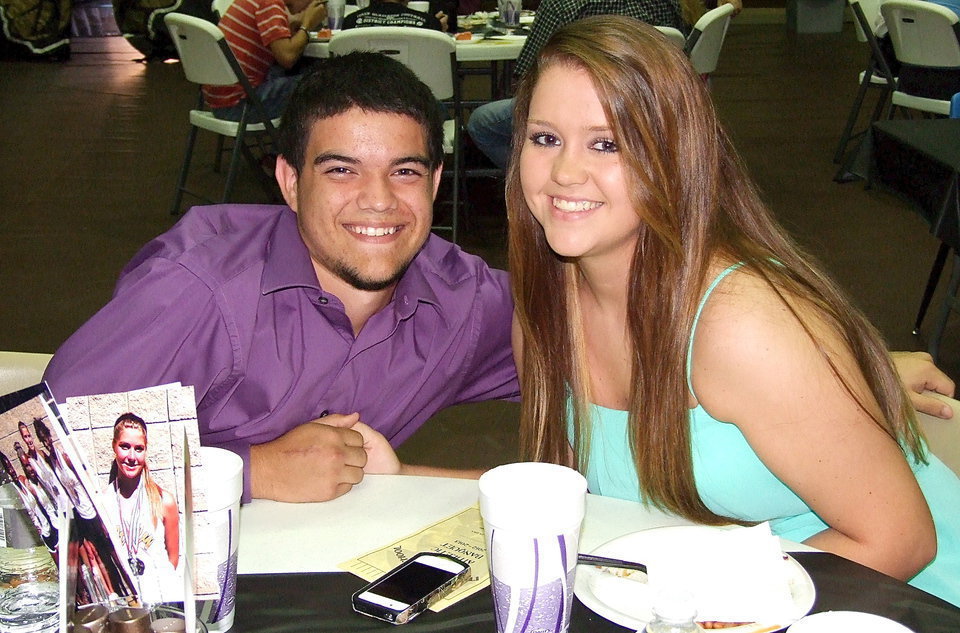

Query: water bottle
[644,587,701,633]
[0,474,59,633]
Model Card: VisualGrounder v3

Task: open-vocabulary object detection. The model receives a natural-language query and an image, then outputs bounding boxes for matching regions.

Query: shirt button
[318,296,329,305]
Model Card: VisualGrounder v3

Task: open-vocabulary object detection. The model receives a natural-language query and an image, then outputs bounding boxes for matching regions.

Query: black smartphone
[351,552,471,625]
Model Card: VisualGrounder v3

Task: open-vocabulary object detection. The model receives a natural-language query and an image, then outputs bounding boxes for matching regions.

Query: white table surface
[304,35,525,62]
[237,474,821,575]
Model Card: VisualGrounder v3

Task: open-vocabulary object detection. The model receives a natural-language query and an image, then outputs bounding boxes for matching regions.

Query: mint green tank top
[570,263,960,606]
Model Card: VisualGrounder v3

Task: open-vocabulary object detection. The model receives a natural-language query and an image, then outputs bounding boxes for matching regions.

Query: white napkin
[645,523,797,623]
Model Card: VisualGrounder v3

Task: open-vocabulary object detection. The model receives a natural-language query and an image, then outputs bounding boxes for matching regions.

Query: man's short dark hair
[278,52,445,173]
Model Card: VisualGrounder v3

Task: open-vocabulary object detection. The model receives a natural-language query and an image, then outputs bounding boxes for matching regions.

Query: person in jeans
[203,0,328,121]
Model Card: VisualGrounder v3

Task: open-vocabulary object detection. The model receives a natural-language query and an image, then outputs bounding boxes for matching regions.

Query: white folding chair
[655,26,686,49]
[210,0,235,19]
[882,0,960,116]
[329,27,462,242]
[0,351,52,395]
[164,12,281,216]
[684,3,735,76]
[833,0,897,165]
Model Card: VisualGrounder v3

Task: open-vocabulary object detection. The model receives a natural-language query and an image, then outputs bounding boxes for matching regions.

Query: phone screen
[370,559,458,606]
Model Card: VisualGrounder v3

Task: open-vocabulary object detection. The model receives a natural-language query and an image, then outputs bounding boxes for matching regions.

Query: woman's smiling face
[114,427,147,480]
[519,64,641,263]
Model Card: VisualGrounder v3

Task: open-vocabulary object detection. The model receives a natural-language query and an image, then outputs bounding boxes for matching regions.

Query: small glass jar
[0,479,59,633]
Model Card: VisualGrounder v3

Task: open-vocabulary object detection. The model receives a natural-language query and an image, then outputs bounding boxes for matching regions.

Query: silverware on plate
[576,553,647,574]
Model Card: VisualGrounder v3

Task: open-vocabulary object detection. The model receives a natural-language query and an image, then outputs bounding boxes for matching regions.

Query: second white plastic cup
[327,0,346,30]
[196,447,243,633]
[496,0,521,26]
[479,462,587,633]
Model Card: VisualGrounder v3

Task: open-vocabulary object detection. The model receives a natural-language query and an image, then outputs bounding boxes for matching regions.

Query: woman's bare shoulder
[690,262,852,418]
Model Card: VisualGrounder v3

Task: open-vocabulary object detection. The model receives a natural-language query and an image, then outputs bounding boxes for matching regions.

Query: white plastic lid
[478,462,586,533]
[198,446,243,511]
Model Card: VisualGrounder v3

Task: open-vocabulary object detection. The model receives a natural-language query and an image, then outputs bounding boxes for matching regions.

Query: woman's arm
[161,490,180,568]
[352,416,483,479]
[690,271,936,580]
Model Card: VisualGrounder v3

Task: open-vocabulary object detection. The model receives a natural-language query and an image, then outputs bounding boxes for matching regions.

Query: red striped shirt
[202,0,292,109]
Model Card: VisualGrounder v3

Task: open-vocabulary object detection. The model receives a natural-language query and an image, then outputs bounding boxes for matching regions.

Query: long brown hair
[110,412,164,526]
[507,15,924,525]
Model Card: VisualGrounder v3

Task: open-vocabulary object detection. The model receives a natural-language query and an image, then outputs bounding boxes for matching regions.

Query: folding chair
[655,26,686,49]
[329,27,462,243]
[210,0,234,19]
[164,12,281,216]
[684,3,735,76]
[832,0,897,165]
[882,0,960,117]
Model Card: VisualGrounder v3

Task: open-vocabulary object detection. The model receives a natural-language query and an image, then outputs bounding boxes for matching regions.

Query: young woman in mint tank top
[505,15,960,606]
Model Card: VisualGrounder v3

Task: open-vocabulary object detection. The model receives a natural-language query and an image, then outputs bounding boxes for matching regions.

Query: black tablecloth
[231,552,960,632]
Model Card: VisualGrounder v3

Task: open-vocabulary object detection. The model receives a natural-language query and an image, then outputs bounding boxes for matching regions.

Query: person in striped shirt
[203,0,328,121]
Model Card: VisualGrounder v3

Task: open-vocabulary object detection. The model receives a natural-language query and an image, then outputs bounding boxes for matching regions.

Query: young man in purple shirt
[43,52,518,504]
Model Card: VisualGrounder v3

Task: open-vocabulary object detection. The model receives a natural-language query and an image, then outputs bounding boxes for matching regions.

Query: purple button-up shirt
[43,205,519,501]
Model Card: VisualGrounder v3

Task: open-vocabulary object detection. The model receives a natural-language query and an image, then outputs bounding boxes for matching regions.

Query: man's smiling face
[277,107,442,294]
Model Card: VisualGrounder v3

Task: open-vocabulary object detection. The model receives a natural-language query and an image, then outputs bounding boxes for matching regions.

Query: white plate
[787,611,914,632]
[484,34,526,41]
[575,526,816,632]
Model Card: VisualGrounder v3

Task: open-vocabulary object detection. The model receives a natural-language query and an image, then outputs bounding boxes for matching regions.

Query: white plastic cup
[478,462,587,633]
[196,447,243,633]
[496,0,521,26]
[327,0,346,30]
[408,0,430,13]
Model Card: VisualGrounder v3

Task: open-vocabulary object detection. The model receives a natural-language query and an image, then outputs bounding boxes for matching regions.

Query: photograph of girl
[105,412,181,603]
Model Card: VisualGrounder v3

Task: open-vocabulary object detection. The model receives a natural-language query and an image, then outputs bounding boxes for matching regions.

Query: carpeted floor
[1,20,956,468]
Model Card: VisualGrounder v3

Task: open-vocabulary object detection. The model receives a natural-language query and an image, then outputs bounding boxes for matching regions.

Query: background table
[871,119,960,354]
[304,35,525,62]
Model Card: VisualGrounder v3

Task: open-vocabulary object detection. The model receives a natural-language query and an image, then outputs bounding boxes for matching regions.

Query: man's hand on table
[892,350,956,419]
[250,412,376,502]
